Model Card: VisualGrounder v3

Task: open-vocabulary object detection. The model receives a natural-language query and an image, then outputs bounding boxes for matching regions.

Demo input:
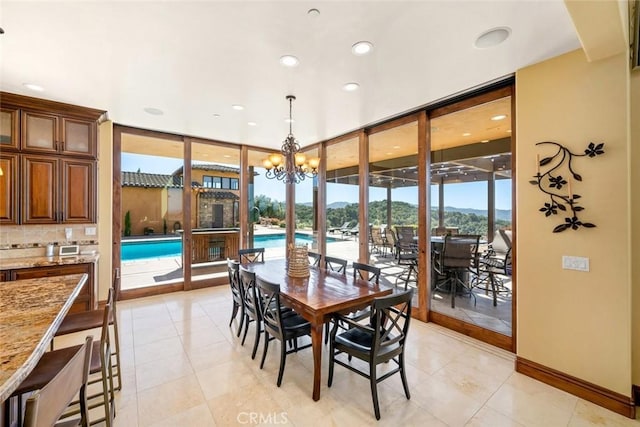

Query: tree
[124,211,132,236]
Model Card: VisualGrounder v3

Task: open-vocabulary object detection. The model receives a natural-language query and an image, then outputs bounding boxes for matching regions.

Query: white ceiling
[0,1,580,151]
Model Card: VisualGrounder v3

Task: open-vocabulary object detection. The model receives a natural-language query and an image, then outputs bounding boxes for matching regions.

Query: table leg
[310,322,323,401]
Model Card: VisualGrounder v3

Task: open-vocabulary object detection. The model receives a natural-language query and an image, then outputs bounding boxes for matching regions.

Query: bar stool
[54,271,122,391]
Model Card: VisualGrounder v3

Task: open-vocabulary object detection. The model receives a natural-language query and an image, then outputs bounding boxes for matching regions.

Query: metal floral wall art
[530,141,604,233]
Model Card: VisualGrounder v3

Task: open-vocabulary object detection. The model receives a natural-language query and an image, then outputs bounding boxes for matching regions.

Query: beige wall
[97,120,113,301]
[627,0,639,392]
[121,187,170,236]
[516,49,631,395]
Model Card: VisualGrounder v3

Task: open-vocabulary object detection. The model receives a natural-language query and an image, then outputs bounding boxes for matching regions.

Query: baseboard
[633,384,639,406]
[428,310,513,352]
[516,357,636,419]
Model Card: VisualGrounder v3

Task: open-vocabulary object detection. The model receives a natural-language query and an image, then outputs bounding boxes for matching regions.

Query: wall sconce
[530,141,604,232]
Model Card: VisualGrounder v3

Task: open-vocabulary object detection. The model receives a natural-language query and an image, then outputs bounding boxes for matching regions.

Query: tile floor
[57,286,639,427]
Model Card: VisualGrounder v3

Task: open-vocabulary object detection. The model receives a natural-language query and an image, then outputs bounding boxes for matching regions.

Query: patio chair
[328,289,413,420]
[328,221,352,234]
[395,226,416,259]
[343,223,359,238]
[370,227,389,257]
[473,229,512,306]
[433,234,480,308]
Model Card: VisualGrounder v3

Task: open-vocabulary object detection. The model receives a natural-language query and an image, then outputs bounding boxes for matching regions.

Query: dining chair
[238,247,265,263]
[395,226,417,259]
[255,276,312,387]
[324,255,347,273]
[395,252,418,290]
[384,228,398,259]
[308,251,321,267]
[53,270,122,391]
[369,227,389,257]
[346,262,380,321]
[227,258,244,336]
[433,234,480,308]
[238,267,263,359]
[328,289,413,420]
[22,336,93,427]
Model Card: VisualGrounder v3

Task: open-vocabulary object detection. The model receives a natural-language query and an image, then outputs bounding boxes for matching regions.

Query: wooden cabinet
[22,110,97,158]
[21,156,95,224]
[0,153,18,224]
[0,92,104,224]
[9,263,95,313]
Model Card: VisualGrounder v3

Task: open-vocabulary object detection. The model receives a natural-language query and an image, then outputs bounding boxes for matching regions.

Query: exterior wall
[122,187,168,236]
[516,49,631,395]
[196,197,237,228]
[631,69,640,389]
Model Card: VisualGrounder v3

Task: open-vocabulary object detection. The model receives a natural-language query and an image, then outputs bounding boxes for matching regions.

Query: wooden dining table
[0,273,88,403]
[241,259,392,401]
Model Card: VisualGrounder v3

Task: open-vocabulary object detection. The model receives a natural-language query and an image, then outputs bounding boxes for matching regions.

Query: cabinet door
[22,111,59,153]
[62,117,96,158]
[22,155,58,223]
[0,107,19,150]
[62,159,95,223]
[0,153,18,224]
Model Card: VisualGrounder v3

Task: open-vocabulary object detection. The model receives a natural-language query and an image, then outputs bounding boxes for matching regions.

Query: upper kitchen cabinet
[22,111,97,158]
[1,92,105,159]
[0,107,20,150]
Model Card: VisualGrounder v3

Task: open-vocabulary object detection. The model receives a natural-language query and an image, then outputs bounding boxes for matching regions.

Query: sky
[122,153,512,210]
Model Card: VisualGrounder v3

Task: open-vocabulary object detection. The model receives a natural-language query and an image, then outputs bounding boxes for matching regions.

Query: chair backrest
[308,251,321,267]
[371,289,413,357]
[239,248,265,263]
[239,267,259,319]
[352,262,381,284]
[227,258,242,303]
[370,227,385,245]
[255,276,285,341]
[395,226,415,247]
[99,289,116,426]
[324,255,347,274]
[490,229,511,254]
[385,229,397,246]
[443,234,480,269]
[23,336,93,427]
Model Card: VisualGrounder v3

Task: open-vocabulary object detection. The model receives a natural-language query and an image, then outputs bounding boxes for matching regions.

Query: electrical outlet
[85,227,97,236]
[562,256,589,272]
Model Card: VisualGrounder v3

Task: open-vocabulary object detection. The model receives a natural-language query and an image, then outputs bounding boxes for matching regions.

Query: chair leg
[399,353,411,400]
[324,322,330,344]
[229,302,238,327]
[251,320,261,360]
[276,340,287,387]
[490,272,498,307]
[370,364,381,420]
[260,332,270,369]
[241,315,250,345]
[327,346,335,387]
[236,308,245,338]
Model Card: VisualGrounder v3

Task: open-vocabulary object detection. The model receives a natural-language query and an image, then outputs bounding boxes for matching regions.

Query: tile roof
[171,163,241,175]
[121,171,181,188]
[198,191,239,200]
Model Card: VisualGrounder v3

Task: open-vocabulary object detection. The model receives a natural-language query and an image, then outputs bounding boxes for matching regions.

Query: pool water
[121,233,330,261]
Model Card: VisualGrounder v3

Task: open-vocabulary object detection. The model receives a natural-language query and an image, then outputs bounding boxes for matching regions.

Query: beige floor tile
[206,382,287,426]
[135,352,193,391]
[486,373,578,427]
[179,327,228,352]
[132,324,178,346]
[466,406,525,426]
[568,400,640,426]
[195,359,258,400]
[172,315,216,336]
[147,403,216,427]
[134,336,185,365]
[137,374,205,427]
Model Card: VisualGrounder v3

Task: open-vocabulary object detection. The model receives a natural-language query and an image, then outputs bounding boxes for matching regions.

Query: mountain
[441,206,512,221]
[327,201,349,209]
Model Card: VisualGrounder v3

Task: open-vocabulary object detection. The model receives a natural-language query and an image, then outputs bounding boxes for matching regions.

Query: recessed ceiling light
[285,118,295,123]
[279,55,299,67]
[247,122,257,126]
[386,152,393,155]
[232,104,244,111]
[143,107,163,115]
[23,83,44,92]
[352,41,373,56]
[491,114,507,121]
[506,129,512,133]
[212,113,221,117]
[223,155,231,158]
[393,145,400,149]
[307,8,320,16]
[462,132,471,137]
[481,139,490,143]
[474,27,511,49]
[343,82,360,91]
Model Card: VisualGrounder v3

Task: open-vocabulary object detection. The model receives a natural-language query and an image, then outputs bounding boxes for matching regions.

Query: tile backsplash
[0,224,99,259]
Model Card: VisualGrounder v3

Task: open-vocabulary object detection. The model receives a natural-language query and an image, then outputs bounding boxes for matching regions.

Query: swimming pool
[121,233,332,261]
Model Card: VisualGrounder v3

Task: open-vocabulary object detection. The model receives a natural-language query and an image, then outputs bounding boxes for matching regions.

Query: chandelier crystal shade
[262,95,319,184]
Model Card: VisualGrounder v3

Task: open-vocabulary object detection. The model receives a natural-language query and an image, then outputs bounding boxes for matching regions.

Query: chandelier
[262,95,320,184]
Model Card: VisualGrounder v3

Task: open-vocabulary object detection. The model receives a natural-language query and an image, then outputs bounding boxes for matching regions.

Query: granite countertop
[0,253,100,271]
[0,273,88,402]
